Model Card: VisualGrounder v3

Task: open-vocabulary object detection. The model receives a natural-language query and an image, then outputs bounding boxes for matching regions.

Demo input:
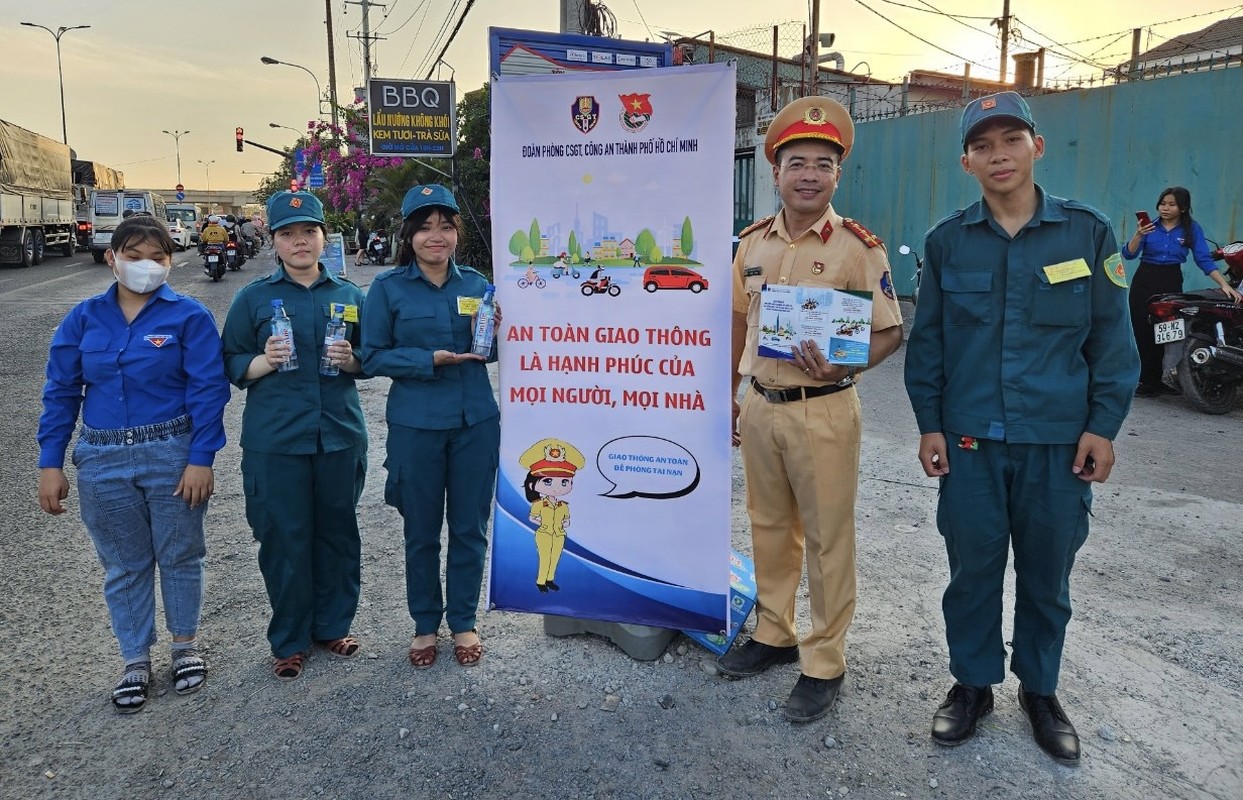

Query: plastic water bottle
[270,299,298,372]
[319,303,347,376]
[471,284,497,358]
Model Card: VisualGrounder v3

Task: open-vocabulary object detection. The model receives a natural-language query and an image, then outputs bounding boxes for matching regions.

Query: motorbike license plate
[207,255,219,263]
[1153,318,1185,344]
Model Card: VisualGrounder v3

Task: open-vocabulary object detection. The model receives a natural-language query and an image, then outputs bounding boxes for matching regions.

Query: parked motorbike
[202,244,226,282]
[367,232,390,265]
[1147,241,1243,414]
[897,244,923,308]
[581,271,621,297]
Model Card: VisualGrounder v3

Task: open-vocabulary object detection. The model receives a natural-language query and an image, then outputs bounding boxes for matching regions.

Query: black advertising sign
[366,78,456,158]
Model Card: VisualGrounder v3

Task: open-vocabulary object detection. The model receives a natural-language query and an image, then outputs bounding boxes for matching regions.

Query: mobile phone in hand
[1135,211,1153,228]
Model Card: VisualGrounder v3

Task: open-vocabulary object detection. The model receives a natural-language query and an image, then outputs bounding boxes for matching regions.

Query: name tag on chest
[1042,259,1091,283]
[457,296,481,316]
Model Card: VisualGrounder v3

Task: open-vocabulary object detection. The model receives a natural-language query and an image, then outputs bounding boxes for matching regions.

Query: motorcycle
[367,232,390,265]
[897,244,923,308]
[581,272,621,297]
[550,254,579,279]
[1146,241,1243,414]
[202,243,226,282]
[224,240,242,271]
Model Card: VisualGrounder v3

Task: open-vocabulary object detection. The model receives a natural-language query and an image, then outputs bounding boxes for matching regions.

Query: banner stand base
[543,614,676,661]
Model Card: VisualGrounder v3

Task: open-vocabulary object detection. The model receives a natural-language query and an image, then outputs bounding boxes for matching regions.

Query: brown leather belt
[750,377,853,403]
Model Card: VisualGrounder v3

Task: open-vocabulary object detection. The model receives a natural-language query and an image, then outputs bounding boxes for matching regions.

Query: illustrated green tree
[568,230,579,262]
[529,218,541,259]
[635,228,656,261]
[520,244,535,262]
[648,245,662,263]
[680,216,694,259]
[509,229,530,258]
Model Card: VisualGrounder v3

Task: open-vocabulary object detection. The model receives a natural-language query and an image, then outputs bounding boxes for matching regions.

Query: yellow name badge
[342,304,359,323]
[457,296,482,316]
[1043,259,1092,284]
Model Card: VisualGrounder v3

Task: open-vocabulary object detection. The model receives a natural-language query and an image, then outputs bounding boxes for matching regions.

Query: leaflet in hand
[756,284,872,366]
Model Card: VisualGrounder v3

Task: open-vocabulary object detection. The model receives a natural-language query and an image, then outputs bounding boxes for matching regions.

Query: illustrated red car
[642,266,709,293]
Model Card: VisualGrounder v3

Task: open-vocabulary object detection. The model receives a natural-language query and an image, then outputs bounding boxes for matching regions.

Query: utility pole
[993,0,1012,83]
[345,0,384,85]
[808,0,821,96]
[325,0,340,133]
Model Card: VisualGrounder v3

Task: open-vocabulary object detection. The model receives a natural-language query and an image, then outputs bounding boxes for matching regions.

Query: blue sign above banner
[488,26,672,77]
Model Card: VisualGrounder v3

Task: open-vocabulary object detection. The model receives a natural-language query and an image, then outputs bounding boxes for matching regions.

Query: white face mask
[112,256,171,294]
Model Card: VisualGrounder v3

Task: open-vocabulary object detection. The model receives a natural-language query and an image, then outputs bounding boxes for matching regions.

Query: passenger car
[642,266,709,293]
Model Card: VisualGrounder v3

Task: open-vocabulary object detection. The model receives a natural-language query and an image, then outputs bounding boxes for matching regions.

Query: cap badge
[289,198,303,208]
[982,98,997,109]
[421,187,433,196]
[804,106,827,125]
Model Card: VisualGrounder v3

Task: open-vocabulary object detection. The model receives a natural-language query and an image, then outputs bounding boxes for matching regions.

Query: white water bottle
[471,284,497,358]
[319,303,347,376]
[270,299,298,372]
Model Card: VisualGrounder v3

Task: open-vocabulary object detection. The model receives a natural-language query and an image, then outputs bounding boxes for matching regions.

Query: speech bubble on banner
[597,436,701,499]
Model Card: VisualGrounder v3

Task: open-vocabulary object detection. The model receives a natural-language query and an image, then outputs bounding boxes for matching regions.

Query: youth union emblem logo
[572,96,600,134]
[618,93,653,133]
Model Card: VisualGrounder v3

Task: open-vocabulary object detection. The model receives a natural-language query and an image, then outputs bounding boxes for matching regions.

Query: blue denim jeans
[73,427,207,662]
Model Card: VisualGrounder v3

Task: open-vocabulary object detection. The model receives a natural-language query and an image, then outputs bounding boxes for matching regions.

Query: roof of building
[1137,17,1243,62]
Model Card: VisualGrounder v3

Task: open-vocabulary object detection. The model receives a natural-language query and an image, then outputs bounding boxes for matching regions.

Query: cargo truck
[0,119,75,266]
[71,159,125,250]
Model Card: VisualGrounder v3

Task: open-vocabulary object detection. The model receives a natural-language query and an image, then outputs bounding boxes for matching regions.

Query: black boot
[716,638,799,678]
[783,673,843,722]
[1018,686,1081,764]
[930,683,994,746]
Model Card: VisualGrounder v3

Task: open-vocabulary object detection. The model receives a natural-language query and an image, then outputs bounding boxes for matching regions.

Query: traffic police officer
[720,96,904,722]
[360,185,498,669]
[904,92,1140,763]
[221,191,369,680]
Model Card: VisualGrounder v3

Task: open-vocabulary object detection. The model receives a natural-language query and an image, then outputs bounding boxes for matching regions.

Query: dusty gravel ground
[2,279,1240,800]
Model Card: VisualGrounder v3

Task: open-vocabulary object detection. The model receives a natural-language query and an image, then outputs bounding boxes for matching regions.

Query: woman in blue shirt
[1122,186,1242,395]
[37,215,231,713]
[361,185,499,670]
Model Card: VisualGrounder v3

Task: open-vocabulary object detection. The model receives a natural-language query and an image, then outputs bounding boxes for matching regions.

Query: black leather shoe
[1018,687,1081,764]
[783,673,843,722]
[930,683,994,746]
[716,638,799,678]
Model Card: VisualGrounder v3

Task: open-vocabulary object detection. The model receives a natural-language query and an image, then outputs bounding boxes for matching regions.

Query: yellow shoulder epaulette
[841,218,883,248]
[738,216,775,238]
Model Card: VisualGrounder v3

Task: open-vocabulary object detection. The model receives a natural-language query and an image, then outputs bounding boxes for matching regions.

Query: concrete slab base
[542,614,676,661]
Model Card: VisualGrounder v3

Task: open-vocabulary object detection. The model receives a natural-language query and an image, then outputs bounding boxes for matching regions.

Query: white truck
[0,119,75,266]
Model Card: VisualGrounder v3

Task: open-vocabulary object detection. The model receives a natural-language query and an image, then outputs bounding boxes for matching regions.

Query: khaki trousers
[739,384,862,679]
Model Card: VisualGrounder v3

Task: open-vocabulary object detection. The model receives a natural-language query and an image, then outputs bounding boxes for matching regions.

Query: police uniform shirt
[904,186,1139,444]
[221,265,368,455]
[732,203,903,388]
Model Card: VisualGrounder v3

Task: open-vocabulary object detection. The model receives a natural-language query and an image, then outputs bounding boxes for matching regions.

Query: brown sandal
[317,636,360,658]
[272,653,305,681]
[408,639,438,669]
[452,633,483,667]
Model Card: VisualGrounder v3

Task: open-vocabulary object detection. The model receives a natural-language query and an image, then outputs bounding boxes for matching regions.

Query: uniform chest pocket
[941,270,993,326]
[1031,273,1089,327]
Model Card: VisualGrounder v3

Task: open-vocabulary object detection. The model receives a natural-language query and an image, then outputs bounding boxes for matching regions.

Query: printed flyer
[756,285,872,366]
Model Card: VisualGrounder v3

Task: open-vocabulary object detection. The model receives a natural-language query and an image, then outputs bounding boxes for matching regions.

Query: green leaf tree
[509,229,530,258]
[520,244,535,262]
[568,230,579,262]
[635,228,656,261]
[529,218,542,259]
[680,216,694,259]
[648,244,662,264]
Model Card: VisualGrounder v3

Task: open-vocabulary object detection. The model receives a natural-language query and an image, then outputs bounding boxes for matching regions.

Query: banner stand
[543,615,676,662]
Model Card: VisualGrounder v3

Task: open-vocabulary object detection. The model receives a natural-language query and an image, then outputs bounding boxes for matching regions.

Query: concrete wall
[832,68,1242,294]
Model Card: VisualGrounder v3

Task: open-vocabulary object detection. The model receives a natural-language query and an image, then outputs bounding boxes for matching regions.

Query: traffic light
[235,127,244,152]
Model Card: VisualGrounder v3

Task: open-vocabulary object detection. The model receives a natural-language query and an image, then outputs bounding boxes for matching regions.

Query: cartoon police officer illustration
[519,438,586,592]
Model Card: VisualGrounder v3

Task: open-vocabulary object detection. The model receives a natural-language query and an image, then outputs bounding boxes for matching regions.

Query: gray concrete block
[542,614,677,661]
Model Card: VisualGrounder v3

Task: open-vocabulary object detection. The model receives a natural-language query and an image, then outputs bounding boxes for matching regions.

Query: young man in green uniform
[904,92,1140,763]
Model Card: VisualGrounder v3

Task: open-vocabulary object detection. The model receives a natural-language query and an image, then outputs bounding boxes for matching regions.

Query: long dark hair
[397,206,465,266]
[1157,186,1194,246]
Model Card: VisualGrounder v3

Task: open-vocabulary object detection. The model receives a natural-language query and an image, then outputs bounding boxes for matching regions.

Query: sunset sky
[4,0,1238,190]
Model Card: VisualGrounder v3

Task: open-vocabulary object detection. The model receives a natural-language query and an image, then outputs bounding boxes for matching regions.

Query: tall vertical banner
[488,63,737,634]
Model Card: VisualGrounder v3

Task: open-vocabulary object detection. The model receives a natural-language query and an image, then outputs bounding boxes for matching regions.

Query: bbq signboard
[366,78,456,158]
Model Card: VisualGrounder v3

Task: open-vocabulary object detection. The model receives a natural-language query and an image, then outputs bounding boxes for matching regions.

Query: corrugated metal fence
[842,68,1242,294]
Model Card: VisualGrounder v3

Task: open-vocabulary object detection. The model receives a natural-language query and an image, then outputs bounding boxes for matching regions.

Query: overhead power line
[424,0,478,79]
[853,0,993,71]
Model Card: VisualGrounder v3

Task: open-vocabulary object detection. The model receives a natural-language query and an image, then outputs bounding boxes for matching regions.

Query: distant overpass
[142,188,262,217]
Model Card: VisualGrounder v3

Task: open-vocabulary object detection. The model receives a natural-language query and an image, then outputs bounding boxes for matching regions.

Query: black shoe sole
[783,700,836,723]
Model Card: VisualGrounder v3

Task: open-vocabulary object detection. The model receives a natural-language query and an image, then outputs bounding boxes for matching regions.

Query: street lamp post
[162,129,190,186]
[268,122,304,138]
[20,22,91,144]
[197,159,215,193]
[260,56,326,122]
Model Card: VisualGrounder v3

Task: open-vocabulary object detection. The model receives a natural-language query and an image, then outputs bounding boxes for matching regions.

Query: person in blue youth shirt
[37,215,230,714]
[361,185,500,670]
[221,191,369,681]
[1122,186,1242,395]
[904,92,1140,764]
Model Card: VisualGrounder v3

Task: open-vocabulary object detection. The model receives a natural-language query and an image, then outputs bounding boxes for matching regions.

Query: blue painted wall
[841,68,1242,296]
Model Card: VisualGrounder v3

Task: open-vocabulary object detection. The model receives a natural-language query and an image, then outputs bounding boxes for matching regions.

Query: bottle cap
[333,303,345,313]
[271,298,284,307]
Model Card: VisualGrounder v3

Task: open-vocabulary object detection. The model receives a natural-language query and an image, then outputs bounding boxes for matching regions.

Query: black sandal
[172,651,207,695]
[112,662,151,714]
